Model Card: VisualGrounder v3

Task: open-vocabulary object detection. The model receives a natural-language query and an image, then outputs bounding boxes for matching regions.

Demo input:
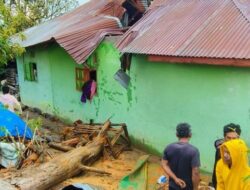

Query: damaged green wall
[17,41,129,122]
[48,41,129,122]
[126,55,250,173]
[17,42,250,173]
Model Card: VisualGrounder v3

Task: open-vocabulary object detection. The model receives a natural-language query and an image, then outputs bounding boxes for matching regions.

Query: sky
[78,0,90,5]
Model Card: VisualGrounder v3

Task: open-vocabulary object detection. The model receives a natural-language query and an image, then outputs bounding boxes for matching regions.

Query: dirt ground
[52,148,150,190]
[0,109,212,190]
[23,110,160,190]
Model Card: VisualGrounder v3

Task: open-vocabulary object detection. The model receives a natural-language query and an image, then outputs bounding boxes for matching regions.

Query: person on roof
[216,139,250,190]
[0,86,22,114]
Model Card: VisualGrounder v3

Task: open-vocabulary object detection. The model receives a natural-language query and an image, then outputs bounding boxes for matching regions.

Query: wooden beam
[111,128,124,146]
[148,55,250,67]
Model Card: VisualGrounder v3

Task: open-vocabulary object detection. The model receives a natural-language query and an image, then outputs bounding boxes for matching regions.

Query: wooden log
[61,137,81,146]
[7,120,111,190]
[48,142,74,152]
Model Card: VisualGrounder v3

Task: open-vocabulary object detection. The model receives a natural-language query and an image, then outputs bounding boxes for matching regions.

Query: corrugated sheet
[117,0,250,61]
[19,0,125,64]
[149,0,175,9]
[136,0,150,12]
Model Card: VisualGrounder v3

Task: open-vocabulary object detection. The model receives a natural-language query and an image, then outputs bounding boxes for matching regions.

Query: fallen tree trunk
[7,120,111,190]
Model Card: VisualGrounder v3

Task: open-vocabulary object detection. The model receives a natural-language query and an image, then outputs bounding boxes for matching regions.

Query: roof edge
[148,55,250,67]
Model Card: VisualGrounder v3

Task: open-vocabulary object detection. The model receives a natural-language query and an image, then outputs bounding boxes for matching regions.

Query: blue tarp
[0,103,4,109]
[0,106,33,139]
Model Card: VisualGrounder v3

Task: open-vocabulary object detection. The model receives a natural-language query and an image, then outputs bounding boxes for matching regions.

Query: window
[120,53,132,71]
[75,67,97,91]
[24,62,37,81]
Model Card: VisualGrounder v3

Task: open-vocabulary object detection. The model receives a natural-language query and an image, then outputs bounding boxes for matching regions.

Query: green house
[16,0,147,121]
[17,0,250,173]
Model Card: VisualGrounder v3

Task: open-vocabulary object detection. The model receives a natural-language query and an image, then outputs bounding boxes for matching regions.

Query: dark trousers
[169,187,176,190]
[169,186,180,190]
[169,186,192,190]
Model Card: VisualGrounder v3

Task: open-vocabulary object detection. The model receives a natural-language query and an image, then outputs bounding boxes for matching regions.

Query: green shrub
[26,117,42,132]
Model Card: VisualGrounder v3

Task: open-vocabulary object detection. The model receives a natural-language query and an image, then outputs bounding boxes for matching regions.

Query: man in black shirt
[161,123,200,190]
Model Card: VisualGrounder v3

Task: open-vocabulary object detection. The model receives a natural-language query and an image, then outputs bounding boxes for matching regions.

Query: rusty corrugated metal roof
[117,0,250,61]
[19,0,126,64]
[134,0,150,12]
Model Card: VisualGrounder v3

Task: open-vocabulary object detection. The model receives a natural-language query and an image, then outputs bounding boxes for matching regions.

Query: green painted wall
[47,42,129,122]
[17,45,54,112]
[17,41,129,122]
[127,55,250,172]
[17,42,250,173]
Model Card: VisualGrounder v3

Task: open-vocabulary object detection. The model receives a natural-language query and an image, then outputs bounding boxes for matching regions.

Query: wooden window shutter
[24,63,31,81]
[75,67,90,91]
[83,68,90,81]
[30,63,35,81]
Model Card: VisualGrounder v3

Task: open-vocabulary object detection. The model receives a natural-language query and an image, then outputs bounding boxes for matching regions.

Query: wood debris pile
[0,119,131,190]
[55,120,131,159]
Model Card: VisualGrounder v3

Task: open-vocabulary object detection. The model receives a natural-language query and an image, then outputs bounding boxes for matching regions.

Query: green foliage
[26,117,42,132]
[0,1,27,65]
[0,126,9,136]
[0,0,78,65]
[26,0,79,23]
[0,65,6,77]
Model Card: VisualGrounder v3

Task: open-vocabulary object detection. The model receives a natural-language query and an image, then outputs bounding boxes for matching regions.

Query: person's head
[223,123,241,141]
[221,139,248,168]
[221,146,232,166]
[2,86,9,94]
[176,123,192,139]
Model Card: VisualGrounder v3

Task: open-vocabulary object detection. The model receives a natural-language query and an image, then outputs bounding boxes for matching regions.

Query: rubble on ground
[0,108,212,190]
[0,108,132,190]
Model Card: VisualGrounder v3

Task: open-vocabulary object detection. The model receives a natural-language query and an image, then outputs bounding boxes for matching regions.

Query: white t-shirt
[0,94,22,114]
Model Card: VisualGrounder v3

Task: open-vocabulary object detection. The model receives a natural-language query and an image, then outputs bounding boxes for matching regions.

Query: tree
[0,0,78,65]
[0,1,29,65]
[4,0,79,24]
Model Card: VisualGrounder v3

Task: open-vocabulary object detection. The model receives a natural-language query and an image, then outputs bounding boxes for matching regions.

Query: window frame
[24,62,38,82]
[75,67,97,91]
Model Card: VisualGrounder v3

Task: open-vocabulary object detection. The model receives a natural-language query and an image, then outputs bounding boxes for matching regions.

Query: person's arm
[192,167,200,190]
[12,96,22,114]
[161,159,186,188]
[191,148,201,190]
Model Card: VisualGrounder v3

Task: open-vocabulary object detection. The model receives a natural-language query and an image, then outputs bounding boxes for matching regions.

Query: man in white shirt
[0,86,22,114]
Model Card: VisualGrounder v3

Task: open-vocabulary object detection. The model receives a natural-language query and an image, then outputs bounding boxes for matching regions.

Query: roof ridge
[231,0,250,23]
[175,0,227,55]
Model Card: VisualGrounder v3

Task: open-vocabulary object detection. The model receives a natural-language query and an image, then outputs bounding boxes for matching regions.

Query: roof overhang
[148,55,250,67]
